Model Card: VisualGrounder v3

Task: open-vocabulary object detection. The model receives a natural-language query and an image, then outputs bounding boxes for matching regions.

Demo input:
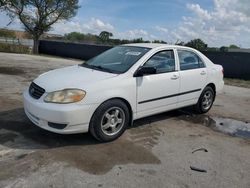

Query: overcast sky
[0,0,250,48]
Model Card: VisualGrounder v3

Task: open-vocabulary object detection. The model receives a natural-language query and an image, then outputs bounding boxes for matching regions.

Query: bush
[0,43,31,54]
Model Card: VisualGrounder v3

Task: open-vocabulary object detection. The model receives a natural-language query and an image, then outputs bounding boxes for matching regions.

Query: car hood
[33,65,118,92]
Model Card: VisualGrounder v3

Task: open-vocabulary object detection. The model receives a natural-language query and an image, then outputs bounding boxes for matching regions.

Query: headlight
[44,89,86,104]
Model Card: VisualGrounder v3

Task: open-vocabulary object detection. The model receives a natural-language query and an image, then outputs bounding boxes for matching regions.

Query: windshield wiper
[94,65,116,73]
[80,63,94,69]
[80,63,118,74]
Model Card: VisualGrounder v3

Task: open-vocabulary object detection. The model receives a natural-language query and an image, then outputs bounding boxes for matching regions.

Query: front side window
[143,50,175,74]
[82,46,150,73]
[178,50,205,71]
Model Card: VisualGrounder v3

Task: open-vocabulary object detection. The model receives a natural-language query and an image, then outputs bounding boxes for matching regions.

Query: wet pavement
[2,107,248,179]
[0,66,25,75]
[0,52,250,188]
[179,112,250,139]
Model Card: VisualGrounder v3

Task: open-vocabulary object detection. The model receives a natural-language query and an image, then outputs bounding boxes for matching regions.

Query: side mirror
[134,66,156,77]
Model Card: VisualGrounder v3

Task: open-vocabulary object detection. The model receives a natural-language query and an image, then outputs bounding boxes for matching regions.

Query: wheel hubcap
[202,90,213,110]
[101,107,125,136]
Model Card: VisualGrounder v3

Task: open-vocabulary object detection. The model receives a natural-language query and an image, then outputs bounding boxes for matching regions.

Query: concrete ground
[0,52,250,188]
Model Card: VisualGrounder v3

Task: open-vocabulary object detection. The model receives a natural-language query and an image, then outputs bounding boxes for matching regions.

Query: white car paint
[23,43,224,134]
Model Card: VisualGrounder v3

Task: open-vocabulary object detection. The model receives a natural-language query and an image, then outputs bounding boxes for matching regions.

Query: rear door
[177,50,207,105]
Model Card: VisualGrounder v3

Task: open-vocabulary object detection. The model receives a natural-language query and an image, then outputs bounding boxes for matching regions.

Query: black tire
[89,99,130,142]
[194,86,215,114]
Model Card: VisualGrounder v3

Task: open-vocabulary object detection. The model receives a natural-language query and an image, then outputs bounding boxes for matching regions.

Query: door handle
[200,71,206,75]
[171,75,179,80]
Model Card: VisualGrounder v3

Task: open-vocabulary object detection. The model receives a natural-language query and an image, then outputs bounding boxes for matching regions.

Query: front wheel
[194,86,215,114]
[89,99,130,142]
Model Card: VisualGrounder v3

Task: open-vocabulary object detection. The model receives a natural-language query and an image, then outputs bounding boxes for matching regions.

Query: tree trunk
[33,37,39,54]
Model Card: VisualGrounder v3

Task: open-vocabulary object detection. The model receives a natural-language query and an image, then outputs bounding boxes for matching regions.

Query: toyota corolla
[23,43,224,142]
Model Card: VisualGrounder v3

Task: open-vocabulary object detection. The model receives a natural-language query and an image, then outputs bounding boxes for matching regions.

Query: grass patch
[224,78,250,89]
[0,43,31,54]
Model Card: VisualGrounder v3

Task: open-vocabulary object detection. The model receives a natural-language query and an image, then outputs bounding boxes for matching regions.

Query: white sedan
[23,43,224,142]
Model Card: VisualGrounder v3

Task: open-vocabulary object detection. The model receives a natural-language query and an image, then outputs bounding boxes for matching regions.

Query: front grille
[29,82,45,99]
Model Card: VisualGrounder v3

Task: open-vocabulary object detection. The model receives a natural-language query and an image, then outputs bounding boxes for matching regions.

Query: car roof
[123,43,195,51]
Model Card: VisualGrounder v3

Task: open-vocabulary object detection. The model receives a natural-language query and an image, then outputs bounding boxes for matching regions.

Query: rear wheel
[194,86,215,114]
[89,99,130,142]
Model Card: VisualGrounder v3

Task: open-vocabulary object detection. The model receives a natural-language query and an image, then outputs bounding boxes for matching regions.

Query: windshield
[81,46,150,74]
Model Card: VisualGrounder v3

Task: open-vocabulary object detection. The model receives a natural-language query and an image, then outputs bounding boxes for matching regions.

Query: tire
[194,86,215,114]
[89,99,130,142]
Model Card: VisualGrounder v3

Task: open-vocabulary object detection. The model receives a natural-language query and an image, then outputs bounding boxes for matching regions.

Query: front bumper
[23,89,98,134]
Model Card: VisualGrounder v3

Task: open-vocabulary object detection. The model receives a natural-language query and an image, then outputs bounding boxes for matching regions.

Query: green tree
[229,44,240,49]
[220,46,229,52]
[185,39,208,51]
[0,0,80,54]
[131,38,144,43]
[64,32,85,42]
[99,31,113,43]
[175,39,185,46]
[152,40,167,44]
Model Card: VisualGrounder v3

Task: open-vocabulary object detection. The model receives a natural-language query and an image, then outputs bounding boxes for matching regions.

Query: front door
[136,50,180,119]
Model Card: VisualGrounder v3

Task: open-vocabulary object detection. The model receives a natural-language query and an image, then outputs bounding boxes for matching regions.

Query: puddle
[212,117,250,138]
[180,114,250,139]
[0,67,25,75]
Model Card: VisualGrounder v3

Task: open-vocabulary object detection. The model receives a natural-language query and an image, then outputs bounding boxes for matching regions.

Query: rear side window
[177,50,205,71]
[143,50,175,74]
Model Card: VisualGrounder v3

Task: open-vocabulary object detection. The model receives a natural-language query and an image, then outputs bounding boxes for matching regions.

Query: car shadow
[0,107,193,150]
[132,108,192,128]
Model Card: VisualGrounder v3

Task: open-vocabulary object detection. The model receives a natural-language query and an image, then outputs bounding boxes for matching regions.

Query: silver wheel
[202,90,213,110]
[101,107,125,136]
